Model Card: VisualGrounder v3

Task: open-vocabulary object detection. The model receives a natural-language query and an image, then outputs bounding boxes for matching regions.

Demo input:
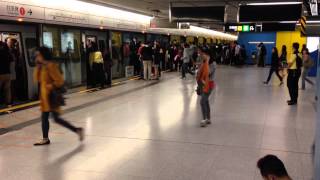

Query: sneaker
[263,81,268,85]
[34,139,50,146]
[77,128,84,141]
[200,120,207,127]
[206,119,211,125]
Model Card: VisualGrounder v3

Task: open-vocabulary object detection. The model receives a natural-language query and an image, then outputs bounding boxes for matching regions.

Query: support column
[314,39,320,180]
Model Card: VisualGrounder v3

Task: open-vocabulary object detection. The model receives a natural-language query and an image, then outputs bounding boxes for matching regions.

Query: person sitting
[257,155,292,180]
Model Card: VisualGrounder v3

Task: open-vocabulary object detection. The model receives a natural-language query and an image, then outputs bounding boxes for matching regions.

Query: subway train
[0,1,236,106]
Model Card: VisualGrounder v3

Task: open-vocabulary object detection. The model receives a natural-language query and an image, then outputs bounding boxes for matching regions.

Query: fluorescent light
[279,21,298,23]
[248,41,275,44]
[189,26,238,40]
[17,0,152,24]
[247,2,302,6]
[307,20,320,24]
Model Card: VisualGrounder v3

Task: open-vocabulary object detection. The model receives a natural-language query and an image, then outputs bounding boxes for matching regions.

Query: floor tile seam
[84,134,313,154]
[258,99,269,152]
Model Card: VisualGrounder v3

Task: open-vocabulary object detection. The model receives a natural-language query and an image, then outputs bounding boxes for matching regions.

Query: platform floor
[0,67,315,180]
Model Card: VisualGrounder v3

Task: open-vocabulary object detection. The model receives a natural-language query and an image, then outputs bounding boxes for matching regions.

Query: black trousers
[41,112,78,139]
[182,63,193,78]
[92,63,106,88]
[266,67,282,83]
[287,69,301,102]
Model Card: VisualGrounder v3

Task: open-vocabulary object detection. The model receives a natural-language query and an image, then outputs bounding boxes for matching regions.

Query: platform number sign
[19,7,25,16]
[6,5,33,17]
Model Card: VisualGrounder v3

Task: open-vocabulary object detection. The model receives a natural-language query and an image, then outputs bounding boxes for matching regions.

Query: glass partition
[43,26,82,87]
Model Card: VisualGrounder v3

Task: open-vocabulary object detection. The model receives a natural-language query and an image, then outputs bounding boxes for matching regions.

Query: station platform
[0,67,315,180]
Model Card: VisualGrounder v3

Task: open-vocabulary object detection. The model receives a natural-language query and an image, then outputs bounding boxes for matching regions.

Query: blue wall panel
[238,32,277,65]
[310,50,318,77]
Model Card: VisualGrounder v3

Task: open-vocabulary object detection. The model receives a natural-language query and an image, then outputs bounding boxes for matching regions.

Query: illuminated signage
[225,24,256,32]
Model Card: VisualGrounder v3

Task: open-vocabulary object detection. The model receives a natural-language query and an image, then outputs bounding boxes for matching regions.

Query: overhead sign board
[225,24,256,32]
[0,1,149,31]
[0,1,44,20]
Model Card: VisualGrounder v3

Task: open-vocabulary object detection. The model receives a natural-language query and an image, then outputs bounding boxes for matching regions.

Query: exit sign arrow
[27,9,32,16]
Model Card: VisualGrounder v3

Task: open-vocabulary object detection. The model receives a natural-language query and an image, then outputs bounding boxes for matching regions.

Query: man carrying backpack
[287,42,302,105]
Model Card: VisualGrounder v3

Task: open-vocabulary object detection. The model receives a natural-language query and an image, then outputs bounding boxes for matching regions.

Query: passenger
[181,43,194,79]
[279,45,288,77]
[33,46,83,146]
[89,42,106,89]
[141,42,153,80]
[6,38,18,102]
[103,48,113,87]
[123,39,131,67]
[301,48,314,90]
[130,37,140,75]
[264,47,283,85]
[0,41,11,106]
[301,44,307,53]
[137,43,144,79]
[153,41,161,80]
[287,42,302,105]
[197,47,216,127]
[234,41,241,65]
[257,42,267,67]
[257,155,292,180]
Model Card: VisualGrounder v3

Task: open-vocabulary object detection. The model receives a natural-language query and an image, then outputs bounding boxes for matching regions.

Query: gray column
[315,40,320,180]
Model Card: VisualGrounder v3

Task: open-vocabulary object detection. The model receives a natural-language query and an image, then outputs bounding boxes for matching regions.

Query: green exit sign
[243,25,250,32]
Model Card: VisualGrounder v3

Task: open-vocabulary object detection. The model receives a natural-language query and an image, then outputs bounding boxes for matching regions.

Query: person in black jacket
[0,41,11,106]
[258,43,267,67]
[264,47,283,85]
[141,42,153,80]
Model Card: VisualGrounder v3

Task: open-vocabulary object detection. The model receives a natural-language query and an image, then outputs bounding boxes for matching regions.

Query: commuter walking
[181,44,194,79]
[89,42,106,88]
[0,42,11,107]
[197,47,216,127]
[301,48,314,90]
[33,47,84,146]
[141,42,153,80]
[287,43,302,105]
[264,47,283,85]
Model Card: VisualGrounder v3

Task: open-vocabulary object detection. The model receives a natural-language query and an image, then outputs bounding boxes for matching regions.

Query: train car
[0,0,236,107]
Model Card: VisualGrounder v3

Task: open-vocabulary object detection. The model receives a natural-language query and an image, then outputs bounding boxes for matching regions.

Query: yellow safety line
[0,76,143,113]
[0,101,40,113]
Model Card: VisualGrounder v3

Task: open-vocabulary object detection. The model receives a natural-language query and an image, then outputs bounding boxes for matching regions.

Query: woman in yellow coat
[34,47,84,146]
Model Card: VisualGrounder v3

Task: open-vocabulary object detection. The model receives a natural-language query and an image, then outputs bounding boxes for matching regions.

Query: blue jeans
[200,90,212,120]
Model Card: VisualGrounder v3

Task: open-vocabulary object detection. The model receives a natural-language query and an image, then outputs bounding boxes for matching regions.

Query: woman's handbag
[196,81,204,95]
[49,86,67,109]
[209,80,215,90]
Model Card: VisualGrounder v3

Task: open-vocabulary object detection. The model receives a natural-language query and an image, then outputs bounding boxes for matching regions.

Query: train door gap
[0,32,29,107]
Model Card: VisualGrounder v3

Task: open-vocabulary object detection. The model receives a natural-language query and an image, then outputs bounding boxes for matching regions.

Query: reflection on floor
[0,66,315,180]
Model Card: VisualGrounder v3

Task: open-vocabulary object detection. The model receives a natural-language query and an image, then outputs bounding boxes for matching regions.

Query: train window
[98,40,105,52]
[25,38,37,67]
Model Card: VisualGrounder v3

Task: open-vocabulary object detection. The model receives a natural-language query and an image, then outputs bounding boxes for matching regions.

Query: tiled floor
[0,66,315,180]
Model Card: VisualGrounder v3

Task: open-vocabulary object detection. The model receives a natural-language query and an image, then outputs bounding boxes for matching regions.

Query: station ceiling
[85,0,308,30]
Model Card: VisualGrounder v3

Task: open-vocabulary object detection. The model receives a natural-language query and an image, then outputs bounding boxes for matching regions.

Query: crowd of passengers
[0,37,315,179]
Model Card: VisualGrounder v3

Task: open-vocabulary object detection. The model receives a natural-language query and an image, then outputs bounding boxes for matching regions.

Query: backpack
[295,53,303,69]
